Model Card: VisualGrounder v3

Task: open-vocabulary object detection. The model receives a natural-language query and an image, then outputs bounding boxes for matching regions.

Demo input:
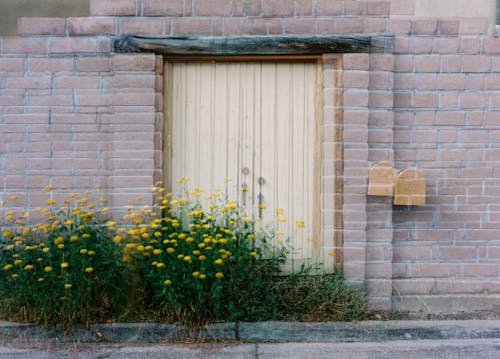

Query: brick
[439,93,459,109]
[77,57,111,72]
[460,93,488,110]
[54,75,99,89]
[393,74,413,90]
[460,38,481,54]
[390,0,415,15]
[295,0,312,16]
[466,74,485,90]
[485,74,500,90]
[247,0,262,16]
[364,18,387,33]
[394,37,410,54]
[410,37,433,54]
[314,0,343,16]
[262,0,295,16]
[441,55,462,72]
[365,1,391,16]
[335,18,363,34]
[2,37,47,55]
[316,19,334,34]
[433,38,460,54]
[412,18,437,35]
[413,93,438,108]
[90,0,137,16]
[172,18,211,35]
[194,0,231,16]
[459,17,490,35]
[49,38,96,54]
[343,71,369,88]
[17,17,66,36]
[232,0,245,16]
[394,92,411,108]
[414,55,440,72]
[368,91,392,107]
[29,57,74,72]
[389,19,411,35]
[284,18,315,34]
[68,17,117,35]
[120,18,166,35]
[5,76,51,89]
[438,19,460,36]
[111,54,156,71]
[463,56,491,72]
[343,54,369,70]
[483,38,500,54]
[437,74,465,90]
[0,57,23,72]
[414,74,436,90]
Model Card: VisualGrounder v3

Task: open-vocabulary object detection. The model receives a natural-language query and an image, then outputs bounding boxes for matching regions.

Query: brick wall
[1,0,500,313]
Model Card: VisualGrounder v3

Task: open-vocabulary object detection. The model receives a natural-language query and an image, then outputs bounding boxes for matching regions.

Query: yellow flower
[88,250,96,256]
[64,283,72,289]
[156,262,165,268]
[192,250,201,256]
[164,279,172,285]
[107,221,116,228]
[192,271,200,277]
[177,254,184,259]
[13,259,22,265]
[199,255,207,261]
[112,235,122,244]
[60,262,69,269]
[70,235,79,242]
[54,236,64,245]
[295,219,305,228]
[242,216,252,222]
[166,247,175,254]
[199,274,206,279]
[183,256,192,262]
[328,250,335,257]
[38,277,44,282]
[214,258,223,265]
[11,274,18,279]
[3,264,13,270]
[44,185,53,191]
[85,267,94,273]
[46,199,56,205]
[215,272,224,278]
[277,216,286,223]
[58,244,64,249]
[250,251,257,257]
[153,249,162,255]
[65,220,74,225]
[44,266,52,272]
[24,264,33,270]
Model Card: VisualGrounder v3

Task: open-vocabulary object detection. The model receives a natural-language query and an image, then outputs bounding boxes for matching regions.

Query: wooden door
[167,61,321,269]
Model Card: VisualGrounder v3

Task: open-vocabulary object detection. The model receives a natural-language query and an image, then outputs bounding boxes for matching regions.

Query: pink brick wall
[1,0,500,313]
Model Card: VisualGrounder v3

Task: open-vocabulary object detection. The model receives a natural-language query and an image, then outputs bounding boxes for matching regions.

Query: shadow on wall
[0,0,89,36]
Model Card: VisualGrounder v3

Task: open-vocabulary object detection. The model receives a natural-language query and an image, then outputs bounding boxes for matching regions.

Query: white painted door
[169,61,320,268]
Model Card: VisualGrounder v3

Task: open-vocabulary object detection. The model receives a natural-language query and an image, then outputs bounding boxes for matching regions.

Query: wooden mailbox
[368,161,397,196]
[393,167,426,206]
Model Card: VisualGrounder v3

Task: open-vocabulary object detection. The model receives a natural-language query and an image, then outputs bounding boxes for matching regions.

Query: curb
[2,320,500,343]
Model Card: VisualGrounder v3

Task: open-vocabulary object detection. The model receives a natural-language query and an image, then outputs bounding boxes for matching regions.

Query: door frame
[163,55,329,266]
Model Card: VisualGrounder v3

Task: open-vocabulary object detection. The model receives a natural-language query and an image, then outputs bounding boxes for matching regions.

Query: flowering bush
[0,181,370,328]
[0,189,128,327]
[120,180,287,325]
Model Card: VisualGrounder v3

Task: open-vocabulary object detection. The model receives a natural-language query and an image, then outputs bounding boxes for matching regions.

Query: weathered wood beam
[113,35,378,55]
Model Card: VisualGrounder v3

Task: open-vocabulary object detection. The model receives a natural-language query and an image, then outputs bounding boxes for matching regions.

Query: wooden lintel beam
[113,35,379,55]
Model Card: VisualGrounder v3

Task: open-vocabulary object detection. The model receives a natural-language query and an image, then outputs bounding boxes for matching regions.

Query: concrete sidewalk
[2,319,500,343]
[2,320,500,358]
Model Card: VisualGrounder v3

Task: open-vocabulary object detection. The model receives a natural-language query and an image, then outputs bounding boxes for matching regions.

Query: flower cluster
[0,188,127,327]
